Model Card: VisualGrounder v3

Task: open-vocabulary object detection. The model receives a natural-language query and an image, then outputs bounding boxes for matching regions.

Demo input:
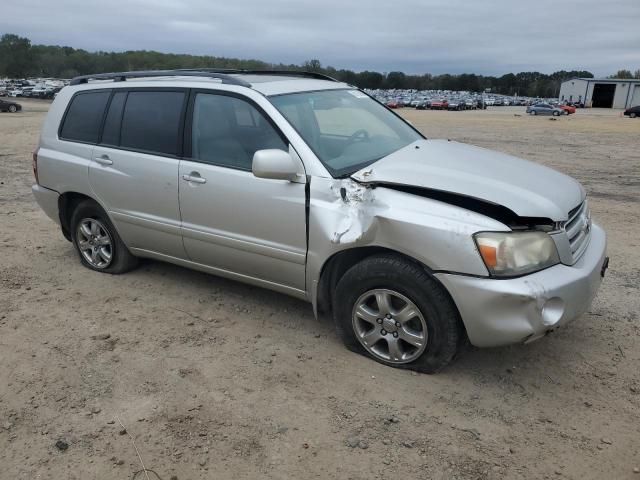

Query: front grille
[564,200,591,262]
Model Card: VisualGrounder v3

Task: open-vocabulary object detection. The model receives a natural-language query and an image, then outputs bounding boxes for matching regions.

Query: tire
[332,254,463,373]
[553,111,560,116]
[70,200,138,274]
[8,105,17,113]
[630,112,637,118]
[531,110,537,115]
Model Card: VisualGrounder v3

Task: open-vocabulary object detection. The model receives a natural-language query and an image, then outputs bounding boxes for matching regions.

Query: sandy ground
[1,98,639,480]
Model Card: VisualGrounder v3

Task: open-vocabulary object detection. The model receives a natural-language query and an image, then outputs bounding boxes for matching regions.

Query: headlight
[474,231,560,277]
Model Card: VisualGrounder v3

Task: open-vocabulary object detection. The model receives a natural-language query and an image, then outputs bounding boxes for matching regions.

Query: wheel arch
[58,192,103,242]
[315,246,463,330]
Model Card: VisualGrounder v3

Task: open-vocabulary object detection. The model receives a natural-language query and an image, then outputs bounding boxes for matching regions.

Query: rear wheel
[332,254,463,373]
[71,200,138,274]
[8,105,17,113]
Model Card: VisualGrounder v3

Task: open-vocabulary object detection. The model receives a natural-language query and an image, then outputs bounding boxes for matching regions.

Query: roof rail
[69,70,251,87]
[175,68,340,83]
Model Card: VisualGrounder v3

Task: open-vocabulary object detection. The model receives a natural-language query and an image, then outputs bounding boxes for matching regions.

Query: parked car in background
[526,103,565,116]
[447,100,464,111]
[559,104,576,115]
[8,89,22,97]
[386,99,401,109]
[624,105,640,118]
[430,99,448,110]
[30,87,47,98]
[0,99,22,112]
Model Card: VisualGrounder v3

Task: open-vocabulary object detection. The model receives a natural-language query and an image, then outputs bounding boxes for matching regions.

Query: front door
[178,91,307,292]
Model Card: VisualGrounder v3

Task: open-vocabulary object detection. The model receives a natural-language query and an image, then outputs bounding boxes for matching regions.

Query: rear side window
[60,91,110,143]
[120,91,185,156]
[101,91,127,146]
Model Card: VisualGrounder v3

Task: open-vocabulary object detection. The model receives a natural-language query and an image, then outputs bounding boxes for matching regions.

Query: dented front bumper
[435,223,607,348]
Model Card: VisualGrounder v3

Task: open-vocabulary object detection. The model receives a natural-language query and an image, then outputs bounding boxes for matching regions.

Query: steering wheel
[345,129,370,146]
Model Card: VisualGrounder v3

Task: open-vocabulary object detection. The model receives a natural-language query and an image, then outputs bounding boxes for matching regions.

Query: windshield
[270,89,422,177]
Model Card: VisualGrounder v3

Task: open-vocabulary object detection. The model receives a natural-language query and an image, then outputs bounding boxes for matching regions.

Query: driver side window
[191,93,287,170]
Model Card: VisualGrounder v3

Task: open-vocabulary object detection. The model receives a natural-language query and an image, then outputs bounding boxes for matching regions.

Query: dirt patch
[1,100,639,479]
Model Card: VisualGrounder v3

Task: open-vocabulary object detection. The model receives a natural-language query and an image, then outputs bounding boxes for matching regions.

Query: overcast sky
[2,0,639,76]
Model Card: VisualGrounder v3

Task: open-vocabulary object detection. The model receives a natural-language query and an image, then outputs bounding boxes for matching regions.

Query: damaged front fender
[328,179,378,245]
[306,176,510,314]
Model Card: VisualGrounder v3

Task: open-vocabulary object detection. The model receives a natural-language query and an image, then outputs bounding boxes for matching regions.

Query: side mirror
[252,149,301,182]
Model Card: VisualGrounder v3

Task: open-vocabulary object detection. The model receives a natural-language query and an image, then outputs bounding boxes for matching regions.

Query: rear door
[89,89,187,258]
[178,91,307,292]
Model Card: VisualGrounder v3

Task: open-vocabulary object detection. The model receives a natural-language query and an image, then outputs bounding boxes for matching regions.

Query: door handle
[182,172,206,184]
[95,154,113,166]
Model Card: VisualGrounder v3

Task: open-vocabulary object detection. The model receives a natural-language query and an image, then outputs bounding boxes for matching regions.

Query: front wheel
[553,110,560,116]
[630,112,637,118]
[332,254,463,373]
[530,110,537,115]
[71,200,138,274]
[8,105,17,113]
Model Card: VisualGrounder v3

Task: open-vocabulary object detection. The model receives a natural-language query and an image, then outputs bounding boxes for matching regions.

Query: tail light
[32,148,39,184]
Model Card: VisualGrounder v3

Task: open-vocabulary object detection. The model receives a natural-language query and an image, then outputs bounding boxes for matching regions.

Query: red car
[386,100,401,109]
[430,99,448,110]
[559,104,576,115]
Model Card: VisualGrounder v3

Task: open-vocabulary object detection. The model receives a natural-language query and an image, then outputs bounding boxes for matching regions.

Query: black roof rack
[69,69,339,86]
[69,70,251,86]
[176,68,340,83]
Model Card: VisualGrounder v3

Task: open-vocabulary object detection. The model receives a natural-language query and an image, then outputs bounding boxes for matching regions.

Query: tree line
[1,33,637,97]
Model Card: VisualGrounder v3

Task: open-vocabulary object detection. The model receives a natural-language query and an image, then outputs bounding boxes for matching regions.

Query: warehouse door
[592,83,615,108]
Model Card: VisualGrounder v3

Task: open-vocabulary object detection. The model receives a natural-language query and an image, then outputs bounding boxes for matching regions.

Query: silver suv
[32,70,608,373]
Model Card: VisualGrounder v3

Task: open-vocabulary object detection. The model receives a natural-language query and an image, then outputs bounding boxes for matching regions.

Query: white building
[559,78,640,109]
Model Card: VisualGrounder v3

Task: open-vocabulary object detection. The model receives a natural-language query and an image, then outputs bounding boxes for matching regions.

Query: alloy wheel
[76,218,113,269]
[352,289,428,364]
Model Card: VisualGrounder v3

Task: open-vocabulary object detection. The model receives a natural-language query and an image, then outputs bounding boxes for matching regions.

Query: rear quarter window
[59,91,111,143]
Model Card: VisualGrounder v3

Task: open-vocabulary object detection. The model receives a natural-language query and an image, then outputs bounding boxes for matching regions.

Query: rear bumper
[436,223,607,347]
[32,184,60,225]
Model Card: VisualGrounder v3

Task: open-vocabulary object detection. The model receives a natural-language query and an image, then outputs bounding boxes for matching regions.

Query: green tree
[611,69,633,79]
[0,34,34,77]
[303,59,322,72]
[335,69,357,85]
[385,71,406,89]
[355,71,384,89]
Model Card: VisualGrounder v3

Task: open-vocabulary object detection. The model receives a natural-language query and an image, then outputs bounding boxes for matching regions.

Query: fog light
[541,297,564,327]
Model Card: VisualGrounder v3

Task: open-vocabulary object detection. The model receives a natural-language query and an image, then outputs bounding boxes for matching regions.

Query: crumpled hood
[351,139,585,222]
